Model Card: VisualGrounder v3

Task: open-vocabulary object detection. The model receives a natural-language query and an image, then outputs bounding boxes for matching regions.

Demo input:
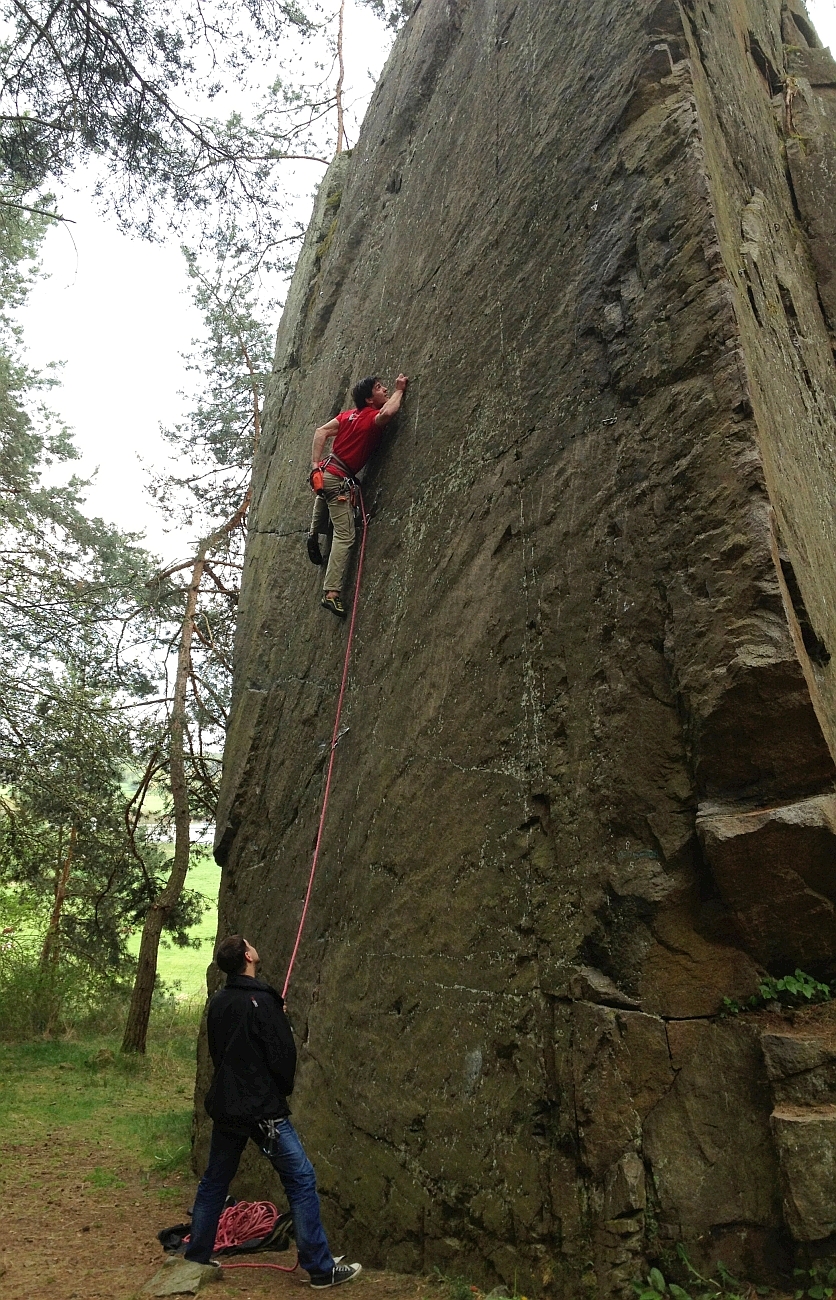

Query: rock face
[201,0,836,1293]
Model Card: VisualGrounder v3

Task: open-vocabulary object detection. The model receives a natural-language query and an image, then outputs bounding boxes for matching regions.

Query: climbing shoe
[310,1263,363,1288]
[321,593,346,618]
[307,532,323,565]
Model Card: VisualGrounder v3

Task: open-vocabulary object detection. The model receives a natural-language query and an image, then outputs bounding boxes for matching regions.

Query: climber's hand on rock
[395,374,409,391]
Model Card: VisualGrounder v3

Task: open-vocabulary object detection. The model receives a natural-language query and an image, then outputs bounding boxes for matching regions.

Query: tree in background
[121,0,415,1049]
[0,0,324,225]
[0,199,204,1036]
[357,0,412,28]
[122,231,272,1052]
[0,663,206,1036]
[0,0,410,243]
[0,0,414,1043]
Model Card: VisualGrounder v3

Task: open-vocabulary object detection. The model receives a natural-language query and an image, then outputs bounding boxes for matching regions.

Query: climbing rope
[222,1258,299,1273]
[179,1201,300,1274]
[282,485,370,1000]
[213,1201,279,1251]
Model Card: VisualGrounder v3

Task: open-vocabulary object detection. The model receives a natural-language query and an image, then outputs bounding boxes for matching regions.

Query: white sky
[19,0,392,562]
[18,0,836,565]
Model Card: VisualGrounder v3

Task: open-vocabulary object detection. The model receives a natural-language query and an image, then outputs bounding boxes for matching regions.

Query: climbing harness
[319,451,353,479]
[310,447,355,496]
[282,483,369,1000]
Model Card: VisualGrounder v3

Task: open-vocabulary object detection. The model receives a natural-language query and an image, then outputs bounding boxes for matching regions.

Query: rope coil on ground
[213,1200,300,1274]
[282,487,369,999]
[214,1200,277,1250]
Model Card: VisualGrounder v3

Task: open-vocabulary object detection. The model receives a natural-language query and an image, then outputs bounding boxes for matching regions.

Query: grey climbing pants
[310,471,356,594]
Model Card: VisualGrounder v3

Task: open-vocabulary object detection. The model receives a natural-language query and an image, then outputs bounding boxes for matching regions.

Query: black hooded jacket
[203,974,296,1126]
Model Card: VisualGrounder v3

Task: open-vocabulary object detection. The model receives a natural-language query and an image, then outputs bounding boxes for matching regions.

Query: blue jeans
[184,1118,335,1275]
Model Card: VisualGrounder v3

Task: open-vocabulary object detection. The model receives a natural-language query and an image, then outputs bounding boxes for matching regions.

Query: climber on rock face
[307,372,408,617]
[185,935,362,1288]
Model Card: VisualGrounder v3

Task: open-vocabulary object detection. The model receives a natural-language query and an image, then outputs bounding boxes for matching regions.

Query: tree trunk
[40,823,76,968]
[121,548,206,1053]
[335,0,346,154]
[121,439,258,1054]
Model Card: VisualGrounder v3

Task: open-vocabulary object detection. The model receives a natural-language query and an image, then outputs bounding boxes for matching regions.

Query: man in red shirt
[308,373,408,616]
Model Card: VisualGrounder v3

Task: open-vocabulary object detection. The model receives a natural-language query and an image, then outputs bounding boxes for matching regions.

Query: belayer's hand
[395,374,408,391]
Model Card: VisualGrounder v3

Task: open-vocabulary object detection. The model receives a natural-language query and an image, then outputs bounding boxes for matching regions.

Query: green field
[128,851,222,999]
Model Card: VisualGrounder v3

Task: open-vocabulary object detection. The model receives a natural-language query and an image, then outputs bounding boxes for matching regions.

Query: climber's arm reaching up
[374,374,409,427]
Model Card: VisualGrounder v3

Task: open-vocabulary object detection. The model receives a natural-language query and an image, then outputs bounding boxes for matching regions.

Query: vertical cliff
[202,0,836,1293]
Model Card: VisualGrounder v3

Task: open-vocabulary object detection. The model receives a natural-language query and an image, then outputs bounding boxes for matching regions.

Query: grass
[86,1166,125,1188]
[127,848,221,998]
[0,1003,201,1187]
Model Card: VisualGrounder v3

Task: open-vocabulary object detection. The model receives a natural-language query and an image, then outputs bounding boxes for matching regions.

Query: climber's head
[352,375,387,409]
[215,934,259,975]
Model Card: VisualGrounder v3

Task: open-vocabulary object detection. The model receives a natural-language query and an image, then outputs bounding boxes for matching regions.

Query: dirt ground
[0,1129,441,1300]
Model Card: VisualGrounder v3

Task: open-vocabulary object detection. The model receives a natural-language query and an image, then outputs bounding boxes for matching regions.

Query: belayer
[308,372,409,617]
[185,935,362,1288]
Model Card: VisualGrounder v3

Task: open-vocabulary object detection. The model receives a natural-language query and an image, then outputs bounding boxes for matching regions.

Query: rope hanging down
[282,485,369,999]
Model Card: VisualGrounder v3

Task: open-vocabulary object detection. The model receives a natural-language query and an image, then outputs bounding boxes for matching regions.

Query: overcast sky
[19,0,836,565]
[19,0,392,562]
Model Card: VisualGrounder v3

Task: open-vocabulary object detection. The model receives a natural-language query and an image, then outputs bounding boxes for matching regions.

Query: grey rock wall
[200,0,836,1293]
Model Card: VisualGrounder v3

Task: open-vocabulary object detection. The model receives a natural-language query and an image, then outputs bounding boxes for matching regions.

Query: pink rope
[182,1200,300,1272]
[222,1258,299,1273]
[213,1201,277,1251]
[282,487,369,1000]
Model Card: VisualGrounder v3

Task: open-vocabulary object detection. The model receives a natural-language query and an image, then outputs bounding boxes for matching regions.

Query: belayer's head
[352,375,388,409]
[215,934,260,976]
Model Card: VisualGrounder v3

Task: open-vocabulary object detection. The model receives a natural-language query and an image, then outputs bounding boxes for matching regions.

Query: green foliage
[0,202,212,1041]
[0,0,324,231]
[0,200,152,676]
[145,1105,193,1175]
[143,228,276,823]
[86,1166,124,1188]
[359,0,413,29]
[152,230,274,532]
[758,971,831,1004]
[0,665,207,964]
[633,1247,754,1300]
[0,1002,201,1179]
[433,1270,484,1300]
[128,849,220,997]
[0,827,209,1041]
[722,969,832,1016]
[0,948,129,1040]
[634,1265,693,1300]
[795,1265,836,1300]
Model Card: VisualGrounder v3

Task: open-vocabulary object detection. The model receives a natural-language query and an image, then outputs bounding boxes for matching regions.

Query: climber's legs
[320,476,355,596]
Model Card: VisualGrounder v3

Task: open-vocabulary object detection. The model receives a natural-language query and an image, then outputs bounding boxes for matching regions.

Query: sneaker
[307,533,323,565]
[321,593,346,617]
[310,1262,362,1288]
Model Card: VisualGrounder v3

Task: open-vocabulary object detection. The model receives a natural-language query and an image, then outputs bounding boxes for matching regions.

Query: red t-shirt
[329,406,383,475]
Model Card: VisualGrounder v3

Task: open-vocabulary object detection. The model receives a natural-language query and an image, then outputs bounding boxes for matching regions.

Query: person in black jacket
[184,935,362,1288]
